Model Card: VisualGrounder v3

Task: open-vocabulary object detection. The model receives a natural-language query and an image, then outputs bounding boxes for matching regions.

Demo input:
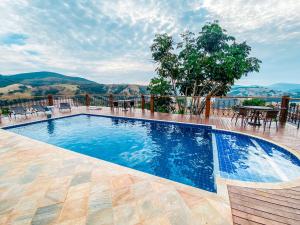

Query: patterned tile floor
[0,106,299,225]
[0,108,232,225]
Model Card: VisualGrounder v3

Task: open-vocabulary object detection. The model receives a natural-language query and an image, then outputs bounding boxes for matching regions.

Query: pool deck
[1,107,300,225]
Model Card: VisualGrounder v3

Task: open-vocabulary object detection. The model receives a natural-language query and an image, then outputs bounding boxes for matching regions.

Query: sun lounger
[32,105,46,115]
[59,103,71,112]
[10,106,28,119]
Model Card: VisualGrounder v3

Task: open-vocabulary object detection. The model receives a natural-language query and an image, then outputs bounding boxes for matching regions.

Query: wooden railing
[0,94,299,128]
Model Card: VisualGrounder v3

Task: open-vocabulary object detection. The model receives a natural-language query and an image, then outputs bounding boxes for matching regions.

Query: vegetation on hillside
[0,72,148,98]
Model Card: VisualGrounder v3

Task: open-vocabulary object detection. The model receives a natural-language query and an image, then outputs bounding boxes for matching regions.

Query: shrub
[242,99,266,106]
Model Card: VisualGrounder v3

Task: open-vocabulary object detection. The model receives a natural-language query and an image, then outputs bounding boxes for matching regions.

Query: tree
[149,21,262,114]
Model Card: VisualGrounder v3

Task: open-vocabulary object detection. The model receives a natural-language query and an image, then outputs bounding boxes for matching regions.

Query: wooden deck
[228,185,300,225]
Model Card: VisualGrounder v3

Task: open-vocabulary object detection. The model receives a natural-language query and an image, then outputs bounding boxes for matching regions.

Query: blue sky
[0,0,299,85]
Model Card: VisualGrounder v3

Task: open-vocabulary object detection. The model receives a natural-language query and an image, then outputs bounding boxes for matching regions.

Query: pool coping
[2,112,300,193]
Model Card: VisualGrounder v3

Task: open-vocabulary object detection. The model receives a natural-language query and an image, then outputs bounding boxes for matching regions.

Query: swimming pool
[5,114,300,192]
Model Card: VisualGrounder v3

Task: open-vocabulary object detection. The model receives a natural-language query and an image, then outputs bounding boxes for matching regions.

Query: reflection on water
[47,120,55,135]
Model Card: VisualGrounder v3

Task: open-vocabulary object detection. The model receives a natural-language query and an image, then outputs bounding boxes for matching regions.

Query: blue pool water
[5,114,300,192]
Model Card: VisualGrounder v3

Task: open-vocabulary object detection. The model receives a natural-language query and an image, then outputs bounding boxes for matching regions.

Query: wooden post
[141,95,145,110]
[109,94,114,108]
[205,95,211,118]
[85,94,90,107]
[47,94,53,106]
[150,95,154,113]
[280,95,290,123]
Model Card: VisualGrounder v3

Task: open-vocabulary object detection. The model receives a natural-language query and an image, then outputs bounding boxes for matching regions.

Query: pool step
[250,139,289,182]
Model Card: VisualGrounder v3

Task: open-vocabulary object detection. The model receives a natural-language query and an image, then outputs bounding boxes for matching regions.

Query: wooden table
[117,100,132,111]
[243,106,273,126]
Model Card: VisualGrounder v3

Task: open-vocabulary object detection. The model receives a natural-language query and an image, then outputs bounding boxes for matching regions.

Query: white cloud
[202,0,300,42]
[0,0,299,84]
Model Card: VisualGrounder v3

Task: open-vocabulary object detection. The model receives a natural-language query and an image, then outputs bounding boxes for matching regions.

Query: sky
[0,0,299,85]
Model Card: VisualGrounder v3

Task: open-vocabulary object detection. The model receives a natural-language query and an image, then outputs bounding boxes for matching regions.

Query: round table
[243,106,273,126]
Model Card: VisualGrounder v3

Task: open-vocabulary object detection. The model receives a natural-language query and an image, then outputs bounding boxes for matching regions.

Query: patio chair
[32,105,46,115]
[113,101,119,109]
[10,106,28,119]
[262,110,279,130]
[130,100,135,108]
[234,107,250,126]
[59,103,71,112]
[231,105,240,121]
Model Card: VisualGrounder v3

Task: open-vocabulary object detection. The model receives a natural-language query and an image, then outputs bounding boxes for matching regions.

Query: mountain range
[0,71,148,98]
[0,71,299,98]
[229,84,300,98]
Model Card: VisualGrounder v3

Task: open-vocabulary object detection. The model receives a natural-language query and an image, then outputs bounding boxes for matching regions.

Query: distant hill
[228,85,284,97]
[228,84,300,98]
[0,72,148,97]
[268,83,300,92]
[1,71,299,98]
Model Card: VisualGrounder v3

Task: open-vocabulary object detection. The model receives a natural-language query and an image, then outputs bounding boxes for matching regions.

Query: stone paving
[0,123,232,225]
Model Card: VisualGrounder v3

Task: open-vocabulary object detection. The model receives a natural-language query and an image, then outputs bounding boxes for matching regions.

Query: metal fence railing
[0,94,299,129]
[288,98,300,129]
[210,96,283,117]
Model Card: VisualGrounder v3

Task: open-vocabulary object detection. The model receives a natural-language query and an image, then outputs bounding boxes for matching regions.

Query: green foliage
[148,77,172,95]
[151,34,181,94]
[242,98,266,106]
[148,77,174,113]
[0,107,10,116]
[154,96,175,113]
[150,21,262,97]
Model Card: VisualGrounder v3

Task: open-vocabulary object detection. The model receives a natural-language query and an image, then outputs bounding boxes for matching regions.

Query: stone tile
[112,186,135,207]
[66,182,90,201]
[31,203,63,225]
[70,171,91,186]
[54,216,86,225]
[136,193,164,222]
[178,189,205,208]
[6,210,34,225]
[191,200,231,225]
[87,207,114,225]
[111,174,134,189]
[58,197,88,222]
[142,216,172,225]
[88,189,112,212]
[0,198,19,215]
[131,181,153,199]
[113,202,140,225]
[14,196,39,214]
